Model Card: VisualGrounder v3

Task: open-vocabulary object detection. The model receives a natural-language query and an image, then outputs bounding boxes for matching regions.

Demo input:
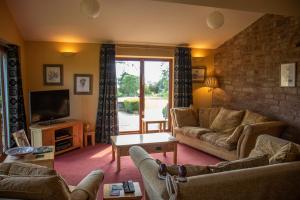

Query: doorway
[116,58,172,134]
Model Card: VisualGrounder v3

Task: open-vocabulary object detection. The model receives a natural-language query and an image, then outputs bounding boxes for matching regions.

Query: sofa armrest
[237,121,287,158]
[71,170,104,200]
[129,146,169,200]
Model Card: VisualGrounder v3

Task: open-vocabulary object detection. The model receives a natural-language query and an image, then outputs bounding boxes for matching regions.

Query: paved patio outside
[118,97,168,132]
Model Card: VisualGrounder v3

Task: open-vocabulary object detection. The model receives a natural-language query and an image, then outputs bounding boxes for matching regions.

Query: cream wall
[25,42,99,127]
[191,48,215,108]
[0,0,29,123]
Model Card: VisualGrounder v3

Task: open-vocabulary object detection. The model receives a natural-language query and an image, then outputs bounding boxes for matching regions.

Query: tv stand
[30,119,83,155]
[38,119,66,126]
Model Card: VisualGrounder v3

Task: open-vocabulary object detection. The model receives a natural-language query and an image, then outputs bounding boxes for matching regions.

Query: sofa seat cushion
[200,132,236,151]
[5,162,57,176]
[210,107,245,134]
[180,127,212,138]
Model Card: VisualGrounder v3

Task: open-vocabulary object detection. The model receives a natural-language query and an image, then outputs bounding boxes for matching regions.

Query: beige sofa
[130,134,300,200]
[171,107,286,160]
[0,162,104,200]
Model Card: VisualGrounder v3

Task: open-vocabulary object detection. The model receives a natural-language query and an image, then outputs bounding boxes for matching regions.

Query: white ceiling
[6,0,263,49]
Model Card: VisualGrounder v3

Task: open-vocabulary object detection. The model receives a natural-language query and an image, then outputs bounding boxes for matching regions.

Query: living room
[0,0,300,199]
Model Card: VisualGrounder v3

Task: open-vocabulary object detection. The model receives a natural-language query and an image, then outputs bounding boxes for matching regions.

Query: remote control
[122,180,135,193]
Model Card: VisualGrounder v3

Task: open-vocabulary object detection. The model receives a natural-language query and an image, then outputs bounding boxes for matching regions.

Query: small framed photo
[280,63,296,87]
[43,64,63,85]
[192,66,206,83]
[12,130,30,147]
[74,74,93,95]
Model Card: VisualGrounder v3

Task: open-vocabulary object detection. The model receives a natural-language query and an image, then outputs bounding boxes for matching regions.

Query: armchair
[0,162,104,200]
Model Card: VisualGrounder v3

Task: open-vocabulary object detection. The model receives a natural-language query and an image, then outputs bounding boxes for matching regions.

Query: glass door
[144,60,170,131]
[116,60,141,133]
[116,58,172,134]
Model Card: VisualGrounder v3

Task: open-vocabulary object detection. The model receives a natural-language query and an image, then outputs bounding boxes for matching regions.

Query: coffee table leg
[173,143,177,164]
[117,148,121,171]
[112,145,115,161]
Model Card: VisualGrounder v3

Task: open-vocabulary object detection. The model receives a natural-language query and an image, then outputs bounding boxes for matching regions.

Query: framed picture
[280,63,296,87]
[43,64,63,85]
[74,74,93,95]
[192,66,206,83]
[12,130,30,147]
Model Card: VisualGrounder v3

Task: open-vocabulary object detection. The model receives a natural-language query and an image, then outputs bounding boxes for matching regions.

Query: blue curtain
[6,45,27,147]
[95,44,119,143]
[174,47,193,107]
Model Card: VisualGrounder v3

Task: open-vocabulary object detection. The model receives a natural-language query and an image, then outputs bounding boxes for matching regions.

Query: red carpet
[55,143,221,199]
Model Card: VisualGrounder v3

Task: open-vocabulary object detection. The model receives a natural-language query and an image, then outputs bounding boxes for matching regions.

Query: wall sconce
[204,76,219,92]
[60,51,78,57]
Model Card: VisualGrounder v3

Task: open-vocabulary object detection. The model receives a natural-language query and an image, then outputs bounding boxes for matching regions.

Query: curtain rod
[116,44,176,50]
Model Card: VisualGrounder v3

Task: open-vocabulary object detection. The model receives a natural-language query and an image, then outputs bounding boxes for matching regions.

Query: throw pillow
[198,107,220,128]
[241,110,269,125]
[269,143,300,164]
[209,154,269,173]
[210,107,245,134]
[174,108,199,127]
[225,110,269,145]
[226,125,245,145]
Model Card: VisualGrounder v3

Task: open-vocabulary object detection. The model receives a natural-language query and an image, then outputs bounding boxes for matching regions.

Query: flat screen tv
[30,90,70,124]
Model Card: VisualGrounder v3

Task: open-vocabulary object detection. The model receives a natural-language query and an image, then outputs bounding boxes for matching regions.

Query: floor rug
[55,143,221,199]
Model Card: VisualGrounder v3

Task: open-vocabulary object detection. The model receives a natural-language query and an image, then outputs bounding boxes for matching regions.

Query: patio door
[116,58,172,134]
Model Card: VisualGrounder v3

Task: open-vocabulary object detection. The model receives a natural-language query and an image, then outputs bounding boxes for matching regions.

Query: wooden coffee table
[4,146,55,169]
[111,133,177,171]
[103,182,142,200]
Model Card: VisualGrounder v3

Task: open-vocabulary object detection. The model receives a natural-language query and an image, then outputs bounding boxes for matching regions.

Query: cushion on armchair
[210,107,244,134]
[173,108,199,127]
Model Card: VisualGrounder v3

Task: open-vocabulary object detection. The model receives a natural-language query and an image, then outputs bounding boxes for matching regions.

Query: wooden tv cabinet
[30,119,83,155]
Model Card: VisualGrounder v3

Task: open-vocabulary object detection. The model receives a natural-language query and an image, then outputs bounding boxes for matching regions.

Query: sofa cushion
[0,175,70,200]
[210,107,244,134]
[173,108,199,127]
[198,107,220,128]
[225,125,245,145]
[215,134,237,151]
[269,143,300,164]
[249,135,288,158]
[200,132,236,151]
[209,154,269,173]
[180,127,211,138]
[241,110,269,125]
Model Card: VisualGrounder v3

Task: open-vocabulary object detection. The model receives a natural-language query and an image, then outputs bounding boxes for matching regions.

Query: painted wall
[192,48,215,108]
[25,42,100,127]
[213,14,300,143]
[24,43,214,129]
[0,0,29,124]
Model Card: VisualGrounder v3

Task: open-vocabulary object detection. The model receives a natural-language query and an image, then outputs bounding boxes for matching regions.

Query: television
[30,90,70,124]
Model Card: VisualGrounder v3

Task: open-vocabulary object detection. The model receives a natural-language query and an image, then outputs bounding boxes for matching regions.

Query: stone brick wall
[213,14,300,143]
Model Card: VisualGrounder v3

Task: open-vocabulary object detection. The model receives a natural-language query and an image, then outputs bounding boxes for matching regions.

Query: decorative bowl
[5,147,35,157]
